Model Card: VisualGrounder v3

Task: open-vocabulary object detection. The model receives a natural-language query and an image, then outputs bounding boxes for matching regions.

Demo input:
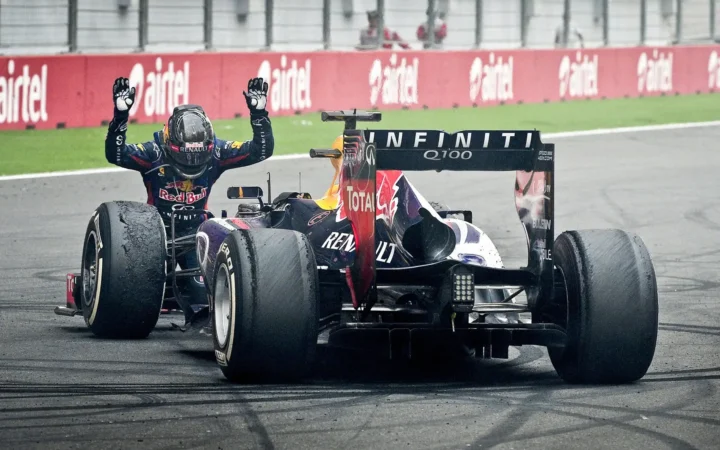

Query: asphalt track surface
[1,126,719,450]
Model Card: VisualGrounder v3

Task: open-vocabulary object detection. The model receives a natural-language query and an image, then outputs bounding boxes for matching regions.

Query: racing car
[56,110,659,385]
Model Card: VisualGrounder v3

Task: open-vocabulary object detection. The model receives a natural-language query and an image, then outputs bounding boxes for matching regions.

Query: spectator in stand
[358,10,410,50]
[417,9,448,49]
[554,17,584,48]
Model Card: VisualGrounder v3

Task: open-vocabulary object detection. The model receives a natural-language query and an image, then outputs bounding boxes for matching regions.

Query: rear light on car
[452,266,474,303]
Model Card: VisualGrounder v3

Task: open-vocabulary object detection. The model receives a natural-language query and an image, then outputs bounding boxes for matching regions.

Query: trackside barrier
[0,46,719,131]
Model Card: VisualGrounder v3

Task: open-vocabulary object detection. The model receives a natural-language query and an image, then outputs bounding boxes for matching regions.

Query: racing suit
[104,111,274,305]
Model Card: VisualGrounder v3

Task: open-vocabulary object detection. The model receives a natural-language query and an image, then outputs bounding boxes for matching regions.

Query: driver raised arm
[104,77,274,229]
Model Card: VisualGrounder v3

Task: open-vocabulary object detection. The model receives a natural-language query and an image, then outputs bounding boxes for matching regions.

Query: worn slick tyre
[80,201,166,339]
[212,229,319,383]
[548,229,658,384]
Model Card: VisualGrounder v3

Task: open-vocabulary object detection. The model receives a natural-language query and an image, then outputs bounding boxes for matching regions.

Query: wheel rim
[214,264,232,348]
[82,231,98,308]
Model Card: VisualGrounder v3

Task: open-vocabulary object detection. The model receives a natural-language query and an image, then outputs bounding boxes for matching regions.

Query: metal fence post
[204,0,213,50]
[562,0,571,47]
[602,0,609,46]
[377,0,385,48]
[520,0,528,48]
[640,0,647,45]
[138,0,148,51]
[323,0,331,49]
[426,0,436,49]
[68,0,78,52]
[711,0,716,41]
[675,0,682,43]
[265,0,273,50]
[475,0,483,48]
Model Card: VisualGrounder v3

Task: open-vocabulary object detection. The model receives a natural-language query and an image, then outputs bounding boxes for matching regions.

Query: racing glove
[112,77,136,118]
[243,77,269,116]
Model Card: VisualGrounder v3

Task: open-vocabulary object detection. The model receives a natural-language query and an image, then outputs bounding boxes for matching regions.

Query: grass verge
[1,93,719,176]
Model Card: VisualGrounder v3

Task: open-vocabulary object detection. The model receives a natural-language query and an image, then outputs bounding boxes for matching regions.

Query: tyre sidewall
[212,233,245,371]
[81,205,110,328]
[547,233,583,382]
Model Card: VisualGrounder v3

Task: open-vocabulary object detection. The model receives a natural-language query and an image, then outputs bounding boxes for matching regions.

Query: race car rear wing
[311,110,555,312]
[368,129,551,173]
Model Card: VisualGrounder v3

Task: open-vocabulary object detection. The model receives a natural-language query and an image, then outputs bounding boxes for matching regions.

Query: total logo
[369,53,419,106]
[469,53,514,103]
[336,170,403,223]
[559,51,599,99]
[637,49,673,94]
[708,50,720,90]
[344,185,375,214]
[128,57,190,118]
[257,55,312,113]
[0,59,48,125]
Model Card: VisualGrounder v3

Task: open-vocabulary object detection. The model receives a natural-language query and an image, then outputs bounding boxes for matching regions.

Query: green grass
[1,93,719,176]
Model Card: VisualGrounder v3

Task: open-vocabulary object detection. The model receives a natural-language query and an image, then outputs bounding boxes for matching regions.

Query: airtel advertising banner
[0,45,718,131]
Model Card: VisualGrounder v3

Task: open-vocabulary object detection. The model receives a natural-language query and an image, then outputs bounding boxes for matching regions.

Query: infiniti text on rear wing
[365,129,551,172]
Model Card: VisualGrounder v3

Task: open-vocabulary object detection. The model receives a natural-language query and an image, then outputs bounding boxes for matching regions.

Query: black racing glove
[112,77,136,118]
[243,77,269,116]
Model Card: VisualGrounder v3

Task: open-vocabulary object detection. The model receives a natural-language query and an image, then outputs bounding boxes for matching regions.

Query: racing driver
[104,76,274,313]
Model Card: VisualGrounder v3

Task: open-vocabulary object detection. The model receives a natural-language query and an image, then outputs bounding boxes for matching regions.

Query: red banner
[0,45,718,131]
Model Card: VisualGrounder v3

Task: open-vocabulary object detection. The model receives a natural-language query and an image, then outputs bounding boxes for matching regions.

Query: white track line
[1,120,718,182]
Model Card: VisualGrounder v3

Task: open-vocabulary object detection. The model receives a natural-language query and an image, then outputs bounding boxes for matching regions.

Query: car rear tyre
[212,229,319,382]
[549,229,658,384]
[80,201,166,339]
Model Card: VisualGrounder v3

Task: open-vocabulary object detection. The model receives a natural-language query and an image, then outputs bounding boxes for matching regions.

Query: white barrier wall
[0,0,718,55]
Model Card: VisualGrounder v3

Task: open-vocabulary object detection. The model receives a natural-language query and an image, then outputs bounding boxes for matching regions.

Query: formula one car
[56,110,659,385]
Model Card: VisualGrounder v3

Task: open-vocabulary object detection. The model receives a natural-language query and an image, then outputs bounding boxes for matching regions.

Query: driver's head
[367,10,379,28]
[162,105,215,179]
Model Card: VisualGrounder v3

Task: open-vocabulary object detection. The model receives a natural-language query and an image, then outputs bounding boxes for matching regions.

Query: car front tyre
[80,201,167,339]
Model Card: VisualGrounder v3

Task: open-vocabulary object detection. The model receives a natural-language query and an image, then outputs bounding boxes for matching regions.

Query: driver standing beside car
[104,76,274,309]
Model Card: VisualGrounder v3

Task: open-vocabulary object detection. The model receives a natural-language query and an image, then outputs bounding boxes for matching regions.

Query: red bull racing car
[56,110,659,384]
